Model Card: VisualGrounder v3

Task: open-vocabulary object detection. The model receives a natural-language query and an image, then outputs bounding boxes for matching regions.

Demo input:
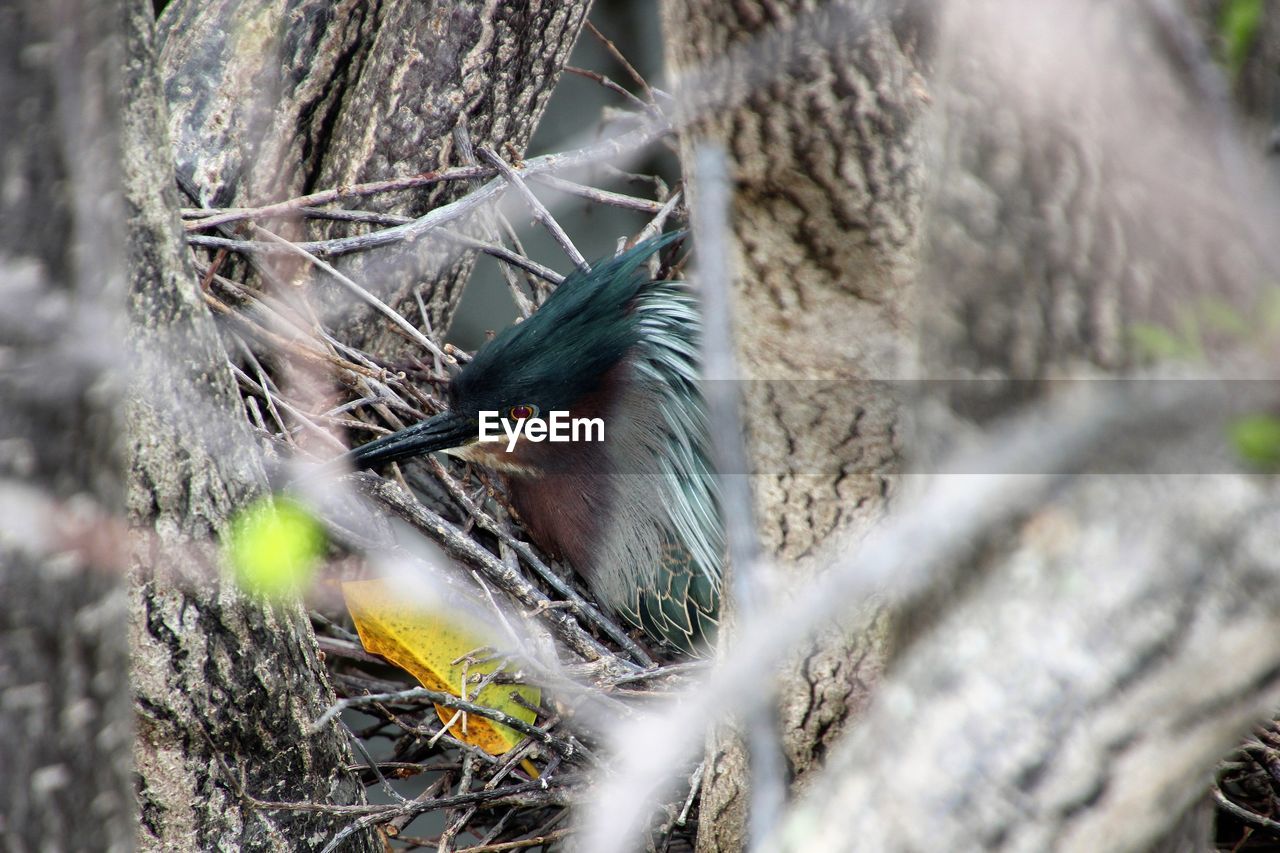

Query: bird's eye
[508,404,538,421]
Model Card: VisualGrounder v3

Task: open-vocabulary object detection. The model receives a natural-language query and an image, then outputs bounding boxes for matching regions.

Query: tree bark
[775,2,1280,850]
[124,1,596,848]
[123,2,378,850]
[157,0,592,350]
[0,0,133,850]
[778,470,1280,851]
[659,2,931,849]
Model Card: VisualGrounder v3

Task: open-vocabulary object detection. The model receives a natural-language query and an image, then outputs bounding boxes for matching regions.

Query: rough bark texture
[0,1,133,849]
[778,471,1280,851]
[123,2,377,850]
[659,2,930,849]
[774,3,1280,851]
[919,2,1268,418]
[157,0,591,349]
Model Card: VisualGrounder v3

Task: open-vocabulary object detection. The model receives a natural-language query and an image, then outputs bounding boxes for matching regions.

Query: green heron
[343,234,722,656]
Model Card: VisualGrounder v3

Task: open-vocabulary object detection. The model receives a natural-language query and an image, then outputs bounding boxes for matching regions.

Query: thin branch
[531,174,666,213]
[358,474,631,671]
[585,20,656,105]
[455,829,573,852]
[1213,787,1280,837]
[250,226,454,366]
[478,147,589,271]
[190,124,668,258]
[633,191,684,248]
[427,457,656,668]
[691,144,785,851]
[565,65,653,113]
[181,165,492,232]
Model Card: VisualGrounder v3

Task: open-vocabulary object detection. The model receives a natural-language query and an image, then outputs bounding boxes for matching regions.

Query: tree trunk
[157,0,592,350]
[659,2,931,849]
[126,0,594,848]
[773,2,1280,850]
[0,0,133,849]
[123,2,378,849]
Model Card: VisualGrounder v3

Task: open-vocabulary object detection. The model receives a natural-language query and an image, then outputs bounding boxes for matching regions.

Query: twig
[1213,787,1280,836]
[359,474,631,671]
[427,457,656,668]
[633,191,684,248]
[454,124,541,318]
[342,720,409,806]
[438,754,477,853]
[327,675,555,755]
[251,226,454,366]
[565,65,653,113]
[478,147,589,271]
[691,144,785,852]
[189,124,667,258]
[531,174,666,213]
[455,829,573,852]
[314,777,574,853]
[181,165,492,232]
[585,20,656,106]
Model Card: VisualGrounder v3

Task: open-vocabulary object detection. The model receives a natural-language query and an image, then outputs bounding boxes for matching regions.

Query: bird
[342,233,722,656]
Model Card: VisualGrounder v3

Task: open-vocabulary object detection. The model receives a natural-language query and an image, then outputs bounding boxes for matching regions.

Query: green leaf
[1198,297,1250,337]
[1221,0,1263,79]
[1258,287,1280,337]
[1229,414,1280,471]
[1129,323,1191,360]
[226,497,326,598]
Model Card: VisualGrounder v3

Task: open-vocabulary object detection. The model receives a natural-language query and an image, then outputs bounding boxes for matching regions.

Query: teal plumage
[347,235,723,655]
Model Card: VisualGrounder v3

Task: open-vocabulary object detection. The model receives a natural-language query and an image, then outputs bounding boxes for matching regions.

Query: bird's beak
[343,410,475,471]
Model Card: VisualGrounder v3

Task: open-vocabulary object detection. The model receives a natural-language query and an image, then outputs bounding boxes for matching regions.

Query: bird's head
[343,235,680,473]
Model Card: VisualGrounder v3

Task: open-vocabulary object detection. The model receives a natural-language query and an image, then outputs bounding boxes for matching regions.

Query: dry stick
[478,147,589,271]
[472,805,523,849]
[656,761,706,853]
[565,65,653,113]
[251,226,455,366]
[438,754,477,853]
[437,231,564,288]
[529,174,665,213]
[205,273,386,383]
[455,125,540,318]
[585,20,657,106]
[314,778,572,853]
[191,123,668,257]
[359,474,628,670]
[454,828,574,852]
[181,164,493,232]
[493,212,554,305]
[384,773,452,838]
[692,145,786,852]
[203,266,316,338]
[230,364,347,451]
[1212,787,1280,836]
[427,457,657,668]
[633,191,684,249]
[202,288,372,378]
[341,720,410,806]
[197,215,563,289]
[365,696,502,767]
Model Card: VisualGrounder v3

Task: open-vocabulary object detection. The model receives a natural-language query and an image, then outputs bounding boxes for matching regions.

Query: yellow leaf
[342,579,540,759]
